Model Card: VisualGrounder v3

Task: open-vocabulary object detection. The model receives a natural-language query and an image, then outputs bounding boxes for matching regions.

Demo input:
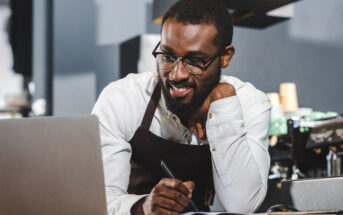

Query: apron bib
[128,84,215,212]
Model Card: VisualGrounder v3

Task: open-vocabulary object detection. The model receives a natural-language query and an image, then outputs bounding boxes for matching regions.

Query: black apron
[127,84,215,212]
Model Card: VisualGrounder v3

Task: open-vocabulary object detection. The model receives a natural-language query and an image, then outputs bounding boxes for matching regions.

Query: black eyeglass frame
[152,41,223,75]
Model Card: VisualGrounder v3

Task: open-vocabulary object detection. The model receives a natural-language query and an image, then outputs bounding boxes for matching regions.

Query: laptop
[0,115,107,215]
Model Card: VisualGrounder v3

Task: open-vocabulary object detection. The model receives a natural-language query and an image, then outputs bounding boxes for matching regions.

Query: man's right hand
[132,178,195,215]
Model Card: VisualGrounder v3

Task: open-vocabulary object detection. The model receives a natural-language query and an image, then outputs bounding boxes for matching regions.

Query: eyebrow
[160,44,210,58]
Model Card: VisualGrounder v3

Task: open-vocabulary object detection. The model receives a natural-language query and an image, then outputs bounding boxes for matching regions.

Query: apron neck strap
[141,84,161,130]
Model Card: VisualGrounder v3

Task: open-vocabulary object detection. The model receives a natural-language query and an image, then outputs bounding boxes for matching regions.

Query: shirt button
[212,146,216,151]
[172,116,177,121]
[209,113,213,119]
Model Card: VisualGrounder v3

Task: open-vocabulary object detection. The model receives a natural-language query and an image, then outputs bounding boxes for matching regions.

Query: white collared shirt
[91,72,272,215]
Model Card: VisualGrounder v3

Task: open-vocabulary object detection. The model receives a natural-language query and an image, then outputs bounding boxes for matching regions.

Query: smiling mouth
[169,85,193,98]
[172,85,189,91]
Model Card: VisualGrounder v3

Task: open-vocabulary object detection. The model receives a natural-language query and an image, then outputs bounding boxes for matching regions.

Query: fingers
[153,206,179,215]
[152,195,185,212]
[183,181,195,198]
[156,179,196,211]
[160,178,191,196]
[189,116,205,138]
[143,178,194,214]
[154,185,190,208]
[196,122,204,139]
[183,181,195,191]
[195,112,207,140]
[143,200,179,215]
[190,121,207,140]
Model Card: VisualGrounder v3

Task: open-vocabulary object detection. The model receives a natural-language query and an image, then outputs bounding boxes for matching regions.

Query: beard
[157,65,221,118]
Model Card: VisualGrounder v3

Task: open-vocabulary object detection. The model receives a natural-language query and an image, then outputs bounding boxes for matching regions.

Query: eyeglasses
[152,41,222,75]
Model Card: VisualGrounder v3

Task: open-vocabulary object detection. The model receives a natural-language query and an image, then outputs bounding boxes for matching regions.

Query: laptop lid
[0,115,107,215]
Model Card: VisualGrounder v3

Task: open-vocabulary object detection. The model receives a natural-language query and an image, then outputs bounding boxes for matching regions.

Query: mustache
[166,79,195,88]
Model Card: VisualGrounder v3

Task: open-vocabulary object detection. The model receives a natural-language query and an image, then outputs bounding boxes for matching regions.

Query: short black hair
[162,0,233,49]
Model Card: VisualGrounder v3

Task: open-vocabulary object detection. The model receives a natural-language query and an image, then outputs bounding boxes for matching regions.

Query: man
[92,0,271,214]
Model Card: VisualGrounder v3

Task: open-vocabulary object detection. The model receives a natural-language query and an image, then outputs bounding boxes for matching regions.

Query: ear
[221,45,235,68]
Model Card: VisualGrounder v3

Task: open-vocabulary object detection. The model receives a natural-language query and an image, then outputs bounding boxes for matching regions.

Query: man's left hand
[188,83,236,139]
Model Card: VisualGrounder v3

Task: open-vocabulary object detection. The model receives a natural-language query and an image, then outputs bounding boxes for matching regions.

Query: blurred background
[1,0,343,212]
[1,0,342,117]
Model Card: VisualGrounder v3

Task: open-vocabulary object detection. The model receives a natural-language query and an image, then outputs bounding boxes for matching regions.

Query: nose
[168,58,191,82]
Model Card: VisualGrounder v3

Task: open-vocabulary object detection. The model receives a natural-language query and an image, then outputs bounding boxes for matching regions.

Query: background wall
[228,0,343,112]
[48,0,343,114]
[51,0,158,115]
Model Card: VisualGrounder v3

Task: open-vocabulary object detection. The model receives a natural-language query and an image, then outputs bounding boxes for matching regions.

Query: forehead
[161,18,219,56]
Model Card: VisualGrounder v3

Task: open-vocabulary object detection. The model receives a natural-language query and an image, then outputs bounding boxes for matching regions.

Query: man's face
[158,18,222,116]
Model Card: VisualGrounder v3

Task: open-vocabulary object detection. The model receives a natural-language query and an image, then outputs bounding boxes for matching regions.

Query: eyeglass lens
[156,54,203,75]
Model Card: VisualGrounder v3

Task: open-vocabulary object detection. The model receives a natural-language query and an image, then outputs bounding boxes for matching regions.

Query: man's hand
[132,178,195,215]
[188,83,236,139]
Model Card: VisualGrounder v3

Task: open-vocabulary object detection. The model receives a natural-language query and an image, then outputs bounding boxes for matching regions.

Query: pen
[160,160,199,212]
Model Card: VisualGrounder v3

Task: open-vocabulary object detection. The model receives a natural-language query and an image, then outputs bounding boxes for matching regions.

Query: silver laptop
[0,115,107,215]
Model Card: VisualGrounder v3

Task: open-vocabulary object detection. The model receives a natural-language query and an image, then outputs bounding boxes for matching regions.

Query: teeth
[172,86,188,91]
